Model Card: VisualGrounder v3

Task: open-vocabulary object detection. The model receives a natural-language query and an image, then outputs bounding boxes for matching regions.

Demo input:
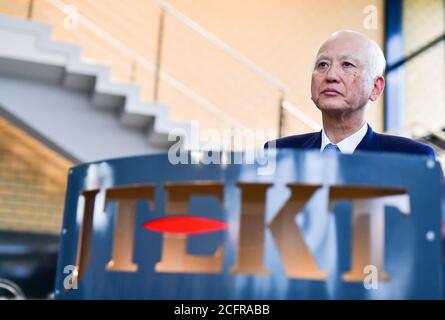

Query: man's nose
[325,65,340,82]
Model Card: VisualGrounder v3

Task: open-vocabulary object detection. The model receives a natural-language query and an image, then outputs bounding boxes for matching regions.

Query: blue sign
[55,150,443,299]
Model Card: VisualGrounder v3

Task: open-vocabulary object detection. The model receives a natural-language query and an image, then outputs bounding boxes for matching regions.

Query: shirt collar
[320,122,368,154]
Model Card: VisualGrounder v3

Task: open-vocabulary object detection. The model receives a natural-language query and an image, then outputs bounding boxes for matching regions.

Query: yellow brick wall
[0,0,29,19]
[0,117,71,234]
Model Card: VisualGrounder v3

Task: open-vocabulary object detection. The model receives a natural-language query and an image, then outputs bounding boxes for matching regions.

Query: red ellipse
[143,216,227,235]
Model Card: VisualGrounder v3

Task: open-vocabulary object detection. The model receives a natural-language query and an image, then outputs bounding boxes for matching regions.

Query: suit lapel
[355,124,379,152]
[299,125,378,152]
[302,131,322,149]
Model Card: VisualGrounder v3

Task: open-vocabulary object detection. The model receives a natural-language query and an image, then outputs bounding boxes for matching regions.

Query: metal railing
[281,100,322,131]
[40,0,251,130]
[18,0,321,137]
[152,0,289,95]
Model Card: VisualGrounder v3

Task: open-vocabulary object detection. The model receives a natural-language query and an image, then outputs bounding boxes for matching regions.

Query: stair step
[0,15,190,161]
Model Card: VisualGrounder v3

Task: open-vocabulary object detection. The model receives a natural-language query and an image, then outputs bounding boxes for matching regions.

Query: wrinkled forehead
[316,36,372,63]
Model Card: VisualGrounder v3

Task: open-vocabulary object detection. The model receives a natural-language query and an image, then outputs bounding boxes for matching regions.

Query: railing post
[130,60,137,83]
[153,8,165,102]
[27,0,35,19]
[278,96,285,138]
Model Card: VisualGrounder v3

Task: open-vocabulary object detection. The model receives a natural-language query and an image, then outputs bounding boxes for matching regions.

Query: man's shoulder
[374,132,436,157]
[264,132,319,149]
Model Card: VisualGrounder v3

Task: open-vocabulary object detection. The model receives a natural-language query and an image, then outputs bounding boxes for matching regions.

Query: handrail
[26,0,318,132]
[45,0,154,73]
[152,0,289,94]
[43,0,247,130]
[158,71,248,129]
[281,100,322,131]
[151,1,325,132]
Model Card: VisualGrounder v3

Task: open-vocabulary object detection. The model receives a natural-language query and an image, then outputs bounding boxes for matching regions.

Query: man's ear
[369,76,385,101]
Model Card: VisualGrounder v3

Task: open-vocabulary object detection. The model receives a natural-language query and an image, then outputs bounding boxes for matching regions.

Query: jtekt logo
[73,182,409,283]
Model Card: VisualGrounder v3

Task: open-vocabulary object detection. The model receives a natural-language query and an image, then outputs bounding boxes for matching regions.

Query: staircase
[0,15,190,163]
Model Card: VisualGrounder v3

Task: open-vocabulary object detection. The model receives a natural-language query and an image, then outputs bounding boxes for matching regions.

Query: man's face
[311,34,375,114]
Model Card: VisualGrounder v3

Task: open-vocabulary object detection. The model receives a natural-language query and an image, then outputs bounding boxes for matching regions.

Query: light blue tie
[323,143,341,153]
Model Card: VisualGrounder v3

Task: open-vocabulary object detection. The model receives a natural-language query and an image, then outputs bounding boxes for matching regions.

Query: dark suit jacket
[265,124,436,158]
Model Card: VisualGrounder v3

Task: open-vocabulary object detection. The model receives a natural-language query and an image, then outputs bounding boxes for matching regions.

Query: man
[265,30,435,157]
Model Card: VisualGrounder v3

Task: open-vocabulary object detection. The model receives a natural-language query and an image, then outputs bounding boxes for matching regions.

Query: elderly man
[266,30,435,157]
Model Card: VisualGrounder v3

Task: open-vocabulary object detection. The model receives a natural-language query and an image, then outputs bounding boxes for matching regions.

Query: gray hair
[367,37,386,78]
[329,30,386,78]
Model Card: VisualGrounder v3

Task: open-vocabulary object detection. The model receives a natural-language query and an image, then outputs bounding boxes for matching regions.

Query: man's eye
[343,62,355,67]
[318,62,328,68]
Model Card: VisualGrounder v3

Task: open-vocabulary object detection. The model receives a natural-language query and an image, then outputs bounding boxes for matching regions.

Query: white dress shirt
[320,122,368,154]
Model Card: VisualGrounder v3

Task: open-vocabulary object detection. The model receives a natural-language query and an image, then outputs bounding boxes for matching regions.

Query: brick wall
[0,117,71,234]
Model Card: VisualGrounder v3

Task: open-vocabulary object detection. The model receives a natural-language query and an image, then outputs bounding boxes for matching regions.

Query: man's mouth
[321,89,342,96]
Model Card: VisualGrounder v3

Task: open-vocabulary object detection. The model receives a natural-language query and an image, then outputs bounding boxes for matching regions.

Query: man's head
[310,30,386,117]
